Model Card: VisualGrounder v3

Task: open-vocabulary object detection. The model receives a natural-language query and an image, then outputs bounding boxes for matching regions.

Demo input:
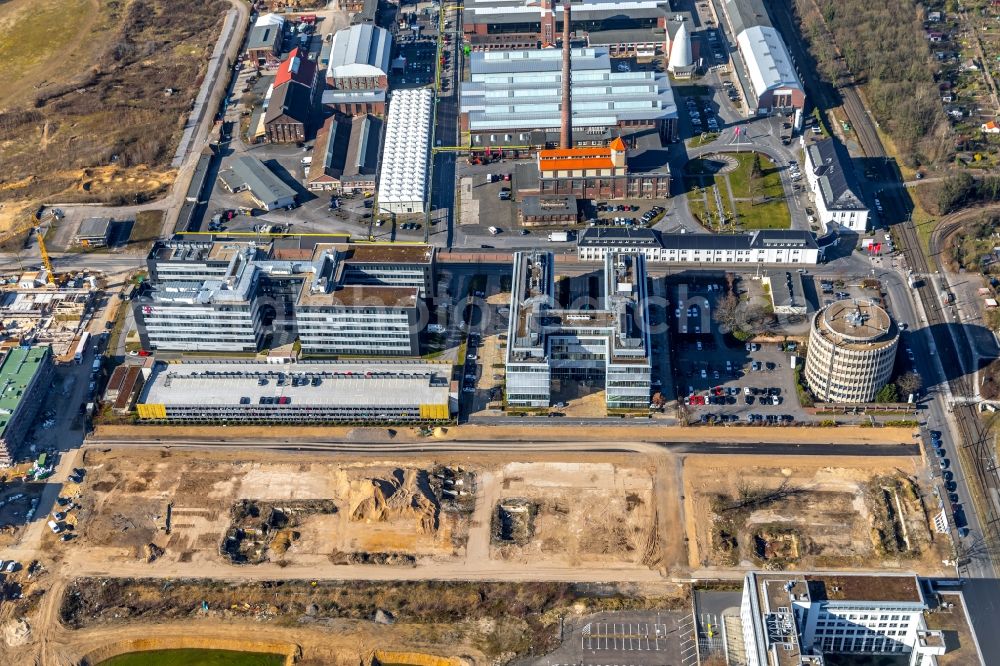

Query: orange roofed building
[518,137,670,201]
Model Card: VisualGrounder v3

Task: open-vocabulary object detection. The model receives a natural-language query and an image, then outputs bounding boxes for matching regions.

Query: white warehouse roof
[736,25,802,98]
[254,13,285,28]
[327,24,393,80]
[378,89,433,214]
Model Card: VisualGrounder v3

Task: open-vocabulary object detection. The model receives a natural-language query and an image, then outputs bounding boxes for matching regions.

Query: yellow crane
[0,215,56,285]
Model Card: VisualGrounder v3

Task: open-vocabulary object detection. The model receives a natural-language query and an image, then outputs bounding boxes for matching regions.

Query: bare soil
[682,455,950,573]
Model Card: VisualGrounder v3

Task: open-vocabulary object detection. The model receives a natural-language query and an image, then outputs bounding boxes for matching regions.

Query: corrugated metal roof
[327,24,392,80]
[219,156,297,207]
[736,25,801,97]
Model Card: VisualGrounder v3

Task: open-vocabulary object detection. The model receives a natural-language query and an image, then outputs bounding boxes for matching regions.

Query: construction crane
[0,214,56,285]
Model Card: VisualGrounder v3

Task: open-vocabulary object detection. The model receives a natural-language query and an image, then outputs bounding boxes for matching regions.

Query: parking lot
[535,611,696,666]
[667,277,805,425]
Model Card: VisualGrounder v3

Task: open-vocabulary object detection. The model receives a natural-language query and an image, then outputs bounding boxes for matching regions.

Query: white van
[47,520,61,534]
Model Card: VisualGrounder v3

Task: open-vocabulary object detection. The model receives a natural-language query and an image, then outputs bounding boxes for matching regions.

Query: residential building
[326,24,392,90]
[721,0,804,113]
[307,114,382,192]
[804,299,899,403]
[519,195,580,226]
[462,0,676,53]
[0,346,54,465]
[981,120,1000,134]
[741,571,952,666]
[73,217,112,247]
[516,137,671,200]
[378,88,433,215]
[803,138,869,232]
[218,155,297,211]
[246,15,285,68]
[135,360,454,424]
[576,228,822,264]
[460,46,678,151]
[136,240,434,356]
[505,251,651,411]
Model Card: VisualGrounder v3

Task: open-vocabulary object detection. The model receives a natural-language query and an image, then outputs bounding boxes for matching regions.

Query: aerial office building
[136,241,434,356]
[740,572,952,666]
[576,228,822,265]
[804,299,899,403]
[0,346,54,465]
[505,251,651,411]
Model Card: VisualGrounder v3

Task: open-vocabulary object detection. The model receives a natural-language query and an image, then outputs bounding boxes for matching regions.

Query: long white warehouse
[377,88,433,215]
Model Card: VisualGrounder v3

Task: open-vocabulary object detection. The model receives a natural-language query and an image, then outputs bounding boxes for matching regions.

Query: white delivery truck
[548,231,570,242]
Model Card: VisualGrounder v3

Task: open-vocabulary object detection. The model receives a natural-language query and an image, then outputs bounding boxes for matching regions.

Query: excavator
[0,213,56,286]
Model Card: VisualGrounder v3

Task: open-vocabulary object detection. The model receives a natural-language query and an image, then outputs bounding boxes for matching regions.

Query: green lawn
[727,152,784,200]
[734,199,791,229]
[98,649,285,666]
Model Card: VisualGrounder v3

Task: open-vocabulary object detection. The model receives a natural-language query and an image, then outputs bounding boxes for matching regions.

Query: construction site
[682,454,953,573]
[74,450,475,570]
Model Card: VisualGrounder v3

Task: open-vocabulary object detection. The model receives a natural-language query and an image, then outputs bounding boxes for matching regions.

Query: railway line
[773,0,1000,572]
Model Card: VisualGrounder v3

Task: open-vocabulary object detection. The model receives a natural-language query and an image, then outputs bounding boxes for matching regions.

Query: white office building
[741,572,950,666]
[803,138,870,232]
[576,228,822,265]
[505,251,651,410]
[378,88,433,215]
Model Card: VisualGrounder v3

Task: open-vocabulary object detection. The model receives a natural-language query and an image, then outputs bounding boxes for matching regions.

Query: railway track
[775,0,1000,570]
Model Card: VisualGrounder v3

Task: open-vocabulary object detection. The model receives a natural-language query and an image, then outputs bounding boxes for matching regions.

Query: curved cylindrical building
[804,299,899,403]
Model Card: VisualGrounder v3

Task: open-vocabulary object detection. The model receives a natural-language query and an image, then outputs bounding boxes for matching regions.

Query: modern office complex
[377,88,433,215]
[721,0,804,113]
[803,138,869,233]
[576,228,822,264]
[136,241,434,356]
[804,299,899,403]
[136,361,454,424]
[0,346,54,465]
[460,46,678,150]
[505,251,651,411]
[741,572,951,666]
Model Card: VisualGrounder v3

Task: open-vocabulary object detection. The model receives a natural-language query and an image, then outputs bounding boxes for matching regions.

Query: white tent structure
[254,13,285,29]
[378,89,433,215]
[667,22,693,73]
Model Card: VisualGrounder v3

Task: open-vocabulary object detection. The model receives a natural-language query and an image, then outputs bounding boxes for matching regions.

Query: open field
[682,455,950,573]
[0,0,229,231]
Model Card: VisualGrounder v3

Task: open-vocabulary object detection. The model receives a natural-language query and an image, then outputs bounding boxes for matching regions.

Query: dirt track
[92,423,919,445]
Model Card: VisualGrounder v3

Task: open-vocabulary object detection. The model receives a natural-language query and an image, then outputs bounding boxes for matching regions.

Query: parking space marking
[580,622,671,652]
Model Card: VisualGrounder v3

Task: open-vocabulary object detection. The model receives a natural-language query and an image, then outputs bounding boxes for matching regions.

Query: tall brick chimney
[559,2,573,149]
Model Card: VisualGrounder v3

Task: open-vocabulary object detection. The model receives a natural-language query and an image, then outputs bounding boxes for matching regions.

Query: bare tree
[713,292,740,332]
[897,371,922,397]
